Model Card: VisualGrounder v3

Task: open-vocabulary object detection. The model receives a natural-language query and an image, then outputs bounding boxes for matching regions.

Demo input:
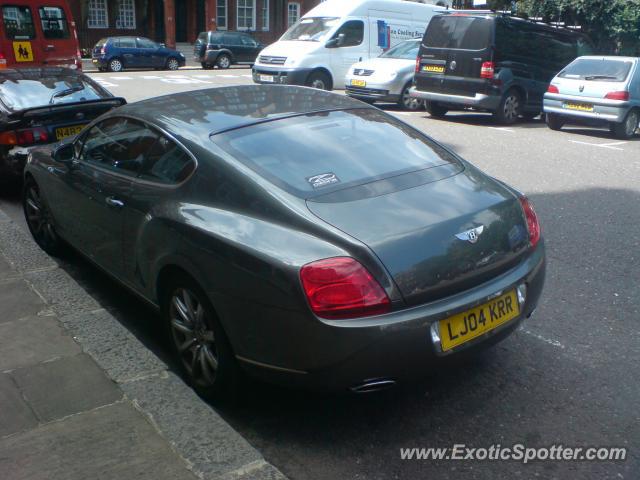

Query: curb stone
[0,209,288,480]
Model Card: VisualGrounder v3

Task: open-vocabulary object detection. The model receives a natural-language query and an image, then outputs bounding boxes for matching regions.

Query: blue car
[92,36,186,72]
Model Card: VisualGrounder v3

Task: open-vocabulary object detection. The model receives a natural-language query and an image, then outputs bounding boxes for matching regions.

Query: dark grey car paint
[25,85,545,391]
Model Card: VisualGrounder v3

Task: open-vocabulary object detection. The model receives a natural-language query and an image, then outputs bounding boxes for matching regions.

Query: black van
[411,14,593,123]
[194,31,264,70]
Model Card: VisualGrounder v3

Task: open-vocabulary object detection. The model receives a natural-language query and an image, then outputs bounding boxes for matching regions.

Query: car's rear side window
[2,6,36,39]
[214,109,458,198]
[39,6,69,39]
[116,37,136,48]
[424,16,492,50]
[138,135,195,184]
[559,58,634,81]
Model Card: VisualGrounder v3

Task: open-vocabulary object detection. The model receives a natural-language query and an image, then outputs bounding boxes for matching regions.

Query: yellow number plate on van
[422,64,445,73]
[439,290,520,352]
[55,125,85,140]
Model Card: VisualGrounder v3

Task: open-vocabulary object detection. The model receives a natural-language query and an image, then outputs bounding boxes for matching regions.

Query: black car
[0,67,125,182]
[194,31,264,69]
[23,85,545,399]
[92,37,186,72]
[411,13,593,124]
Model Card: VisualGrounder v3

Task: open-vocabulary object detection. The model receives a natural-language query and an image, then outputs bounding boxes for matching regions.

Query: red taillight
[415,56,421,73]
[0,51,6,70]
[480,61,494,79]
[604,91,629,101]
[0,131,17,145]
[300,257,391,319]
[547,84,559,94]
[519,196,541,249]
[15,128,49,146]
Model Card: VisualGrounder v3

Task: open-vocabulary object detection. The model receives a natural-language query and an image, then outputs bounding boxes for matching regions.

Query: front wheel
[545,113,565,131]
[162,274,241,401]
[610,109,639,139]
[399,83,423,111]
[166,57,180,71]
[23,178,65,256]
[216,54,231,69]
[107,58,123,72]
[306,71,332,91]
[494,90,522,125]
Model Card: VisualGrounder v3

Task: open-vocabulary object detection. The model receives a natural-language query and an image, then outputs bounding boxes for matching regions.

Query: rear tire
[610,109,639,139]
[201,62,214,70]
[161,273,242,402]
[216,54,231,69]
[23,178,65,257]
[545,113,565,131]
[425,101,448,118]
[399,83,423,111]
[305,71,332,91]
[107,58,123,72]
[494,89,522,125]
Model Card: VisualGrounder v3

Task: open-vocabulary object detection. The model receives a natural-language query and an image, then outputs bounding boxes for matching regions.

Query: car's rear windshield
[214,109,459,198]
[558,58,634,82]
[0,75,107,110]
[423,15,492,50]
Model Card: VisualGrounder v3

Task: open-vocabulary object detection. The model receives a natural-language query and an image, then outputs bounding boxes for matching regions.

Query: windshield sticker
[307,173,340,189]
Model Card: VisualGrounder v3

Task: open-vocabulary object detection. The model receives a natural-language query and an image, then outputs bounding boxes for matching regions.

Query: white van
[252,0,448,90]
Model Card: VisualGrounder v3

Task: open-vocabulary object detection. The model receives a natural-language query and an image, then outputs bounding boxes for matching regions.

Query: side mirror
[51,143,75,165]
[326,33,346,48]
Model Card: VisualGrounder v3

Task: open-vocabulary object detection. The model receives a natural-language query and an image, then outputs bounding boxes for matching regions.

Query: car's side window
[116,37,136,48]
[137,134,195,184]
[223,33,242,46]
[332,20,364,47]
[137,37,156,49]
[240,35,256,46]
[79,118,157,176]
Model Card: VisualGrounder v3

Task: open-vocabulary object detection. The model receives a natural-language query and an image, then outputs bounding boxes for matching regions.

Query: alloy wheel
[217,55,231,69]
[167,58,179,70]
[25,183,58,248]
[109,59,123,72]
[625,110,639,137]
[401,86,422,111]
[502,94,520,123]
[169,288,219,387]
[311,78,326,90]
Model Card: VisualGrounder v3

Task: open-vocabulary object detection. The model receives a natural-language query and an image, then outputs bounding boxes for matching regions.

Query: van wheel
[162,273,242,402]
[399,83,423,111]
[306,71,332,91]
[545,113,565,131]
[610,109,639,139]
[166,57,180,71]
[216,54,231,69]
[108,58,123,72]
[494,90,521,125]
[426,101,448,118]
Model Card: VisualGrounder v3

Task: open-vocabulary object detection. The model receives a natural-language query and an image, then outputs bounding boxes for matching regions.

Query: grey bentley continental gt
[23,85,546,398]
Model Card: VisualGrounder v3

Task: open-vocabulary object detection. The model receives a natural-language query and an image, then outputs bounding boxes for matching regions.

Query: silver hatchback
[544,56,640,139]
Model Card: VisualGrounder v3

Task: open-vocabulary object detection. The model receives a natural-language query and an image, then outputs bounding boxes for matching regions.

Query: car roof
[112,85,366,139]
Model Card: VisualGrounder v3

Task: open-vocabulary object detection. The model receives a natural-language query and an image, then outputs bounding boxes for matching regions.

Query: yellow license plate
[55,125,85,140]
[439,290,520,352]
[350,79,367,87]
[422,64,445,73]
[564,102,593,112]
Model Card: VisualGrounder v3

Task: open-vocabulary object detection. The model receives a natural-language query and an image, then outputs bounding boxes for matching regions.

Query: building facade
[69,0,321,51]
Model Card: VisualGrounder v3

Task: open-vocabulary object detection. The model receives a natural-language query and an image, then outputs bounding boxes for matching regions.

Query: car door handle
[105,196,125,208]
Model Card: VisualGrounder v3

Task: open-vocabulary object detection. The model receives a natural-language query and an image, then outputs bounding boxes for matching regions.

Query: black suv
[411,14,593,124]
[194,31,264,69]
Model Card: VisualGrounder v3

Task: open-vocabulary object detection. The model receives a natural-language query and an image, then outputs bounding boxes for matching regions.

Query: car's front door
[222,33,242,61]
[328,20,367,84]
[238,34,260,63]
[116,37,138,67]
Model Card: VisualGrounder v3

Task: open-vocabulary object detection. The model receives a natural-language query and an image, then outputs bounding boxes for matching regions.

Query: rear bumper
[252,65,313,86]
[239,243,546,392]
[543,93,632,122]
[91,56,107,68]
[0,146,31,178]
[410,87,500,110]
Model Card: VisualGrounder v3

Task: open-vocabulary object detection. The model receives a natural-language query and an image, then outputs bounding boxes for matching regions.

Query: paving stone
[122,372,264,480]
[25,268,101,316]
[0,373,38,437]
[0,220,57,273]
[0,278,46,324]
[220,461,288,480]
[59,309,167,383]
[10,354,122,422]
[0,401,198,480]
[0,316,81,371]
[0,254,15,277]
[0,207,9,223]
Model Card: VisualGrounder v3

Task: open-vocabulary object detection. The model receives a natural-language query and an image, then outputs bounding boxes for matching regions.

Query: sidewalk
[0,206,286,480]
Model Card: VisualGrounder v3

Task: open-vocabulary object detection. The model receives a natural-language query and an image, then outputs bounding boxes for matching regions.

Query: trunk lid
[307,167,530,306]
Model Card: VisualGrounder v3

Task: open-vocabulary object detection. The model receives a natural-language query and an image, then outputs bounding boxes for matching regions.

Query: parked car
[0,67,124,181]
[91,37,186,72]
[544,56,640,139]
[411,13,593,124]
[345,38,424,110]
[193,31,263,69]
[23,85,545,398]
[0,0,81,70]
[252,0,444,90]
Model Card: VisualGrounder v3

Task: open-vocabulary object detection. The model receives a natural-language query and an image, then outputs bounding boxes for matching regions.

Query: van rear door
[416,15,493,97]
[0,4,43,67]
[35,5,78,68]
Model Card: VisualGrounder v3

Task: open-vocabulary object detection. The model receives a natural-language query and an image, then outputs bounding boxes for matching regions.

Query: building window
[87,0,108,28]
[261,0,269,31]
[287,2,300,28]
[237,0,255,30]
[217,0,227,30]
[116,0,136,29]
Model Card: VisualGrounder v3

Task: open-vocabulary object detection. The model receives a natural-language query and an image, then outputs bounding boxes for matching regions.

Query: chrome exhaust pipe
[350,378,396,394]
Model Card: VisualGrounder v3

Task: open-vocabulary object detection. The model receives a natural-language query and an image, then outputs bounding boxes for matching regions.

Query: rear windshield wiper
[50,85,86,103]
[584,75,620,81]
